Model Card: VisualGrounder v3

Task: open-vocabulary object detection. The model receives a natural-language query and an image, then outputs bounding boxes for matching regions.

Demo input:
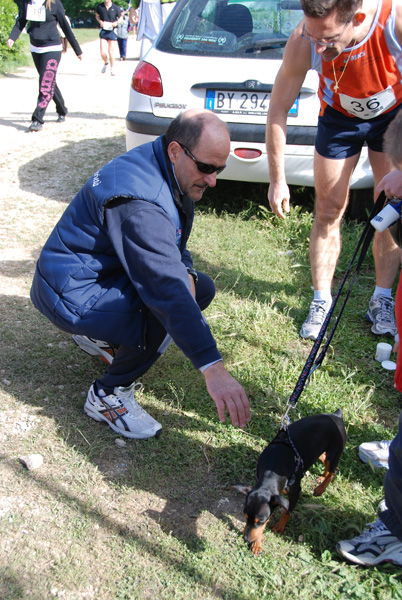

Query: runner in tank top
[266,0,402,342]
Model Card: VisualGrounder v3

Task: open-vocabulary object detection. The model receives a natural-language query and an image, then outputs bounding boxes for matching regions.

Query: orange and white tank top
[312,0,402,119]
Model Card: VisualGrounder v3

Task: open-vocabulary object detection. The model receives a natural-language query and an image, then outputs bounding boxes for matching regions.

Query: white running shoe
[366,295,397,336]
[84,382,162,439]
[336,518,402,566]
[72,335,117,364]
[359,440,391,469]
[300,299,331,341]
[101,63,108,74]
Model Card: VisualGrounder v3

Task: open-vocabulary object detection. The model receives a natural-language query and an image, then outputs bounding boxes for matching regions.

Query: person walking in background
[132,0,176,60]
[95,0,123,76]
[116,8,131,60]
[7,0,82,132]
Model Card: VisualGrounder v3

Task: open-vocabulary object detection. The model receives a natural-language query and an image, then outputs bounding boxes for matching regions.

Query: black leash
[281,191,387,427]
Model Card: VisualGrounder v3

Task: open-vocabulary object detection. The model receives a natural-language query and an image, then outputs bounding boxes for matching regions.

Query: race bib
[339,86,396,120]
[26,3,46,21]
[102,21,113,31]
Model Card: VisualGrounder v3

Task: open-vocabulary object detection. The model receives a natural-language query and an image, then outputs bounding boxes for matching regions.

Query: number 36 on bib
[339,86,396,120]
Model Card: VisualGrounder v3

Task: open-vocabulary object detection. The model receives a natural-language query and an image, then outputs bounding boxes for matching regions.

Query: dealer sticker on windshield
[205,90,299,116]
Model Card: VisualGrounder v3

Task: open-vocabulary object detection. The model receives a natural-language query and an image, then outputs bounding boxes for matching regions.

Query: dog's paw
[272,522,286,534]
[250,541,263,555]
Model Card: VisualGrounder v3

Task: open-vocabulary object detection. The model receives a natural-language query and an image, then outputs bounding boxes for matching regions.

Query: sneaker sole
[299,328,319,341]
[336,543,372,566]
[84,404,162,439]
[72,335,113,364]
[337,543,402,566]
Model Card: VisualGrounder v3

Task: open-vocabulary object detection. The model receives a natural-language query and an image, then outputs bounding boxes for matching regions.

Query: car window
[157,0,303,59]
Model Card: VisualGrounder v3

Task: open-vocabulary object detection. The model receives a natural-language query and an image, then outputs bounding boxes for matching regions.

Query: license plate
[205,90,299,116]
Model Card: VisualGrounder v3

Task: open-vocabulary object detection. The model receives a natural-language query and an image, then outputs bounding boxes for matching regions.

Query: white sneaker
[73,335,117,364]
[300,299,331,341]
[101,63,108,74]
[110,70,115,76]
[84,382,162,439]
[336,518,402,566]
[366,295,397,336]
[359,440,391,469]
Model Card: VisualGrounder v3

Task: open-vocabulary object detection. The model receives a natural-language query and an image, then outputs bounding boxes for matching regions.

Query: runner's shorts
[100,29,118,41]
[316,103,402,159]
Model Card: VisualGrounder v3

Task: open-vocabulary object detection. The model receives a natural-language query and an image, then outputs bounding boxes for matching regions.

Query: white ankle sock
[372,287,392,299]
[314,290,332,302]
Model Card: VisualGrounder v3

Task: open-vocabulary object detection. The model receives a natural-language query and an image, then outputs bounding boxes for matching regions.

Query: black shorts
[99,28,118,41]
[315,103,402,159]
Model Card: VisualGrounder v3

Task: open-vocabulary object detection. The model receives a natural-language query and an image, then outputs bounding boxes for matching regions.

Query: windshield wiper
[246,38,288,53]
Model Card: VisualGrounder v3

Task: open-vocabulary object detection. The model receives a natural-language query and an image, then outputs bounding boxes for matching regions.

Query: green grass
[72,28,101,45]
[1,189,402,599]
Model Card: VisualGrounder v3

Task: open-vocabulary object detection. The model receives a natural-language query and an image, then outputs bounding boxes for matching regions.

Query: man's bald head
[165,109,229,153]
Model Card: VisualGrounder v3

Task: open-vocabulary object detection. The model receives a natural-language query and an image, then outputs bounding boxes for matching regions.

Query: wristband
[186,267,198,284]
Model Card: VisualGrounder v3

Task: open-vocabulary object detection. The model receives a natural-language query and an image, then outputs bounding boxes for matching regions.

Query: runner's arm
[266,23,311,219]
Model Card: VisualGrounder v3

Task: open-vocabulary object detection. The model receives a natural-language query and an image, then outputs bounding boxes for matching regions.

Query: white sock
[372,287,392,299]
[314,289,332,302]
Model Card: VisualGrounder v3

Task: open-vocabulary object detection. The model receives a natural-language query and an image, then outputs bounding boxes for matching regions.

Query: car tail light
[234,148,262,160]
[132,61,163,97]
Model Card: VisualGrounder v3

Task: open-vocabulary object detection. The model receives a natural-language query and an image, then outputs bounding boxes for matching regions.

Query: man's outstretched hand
[203,361,250,428]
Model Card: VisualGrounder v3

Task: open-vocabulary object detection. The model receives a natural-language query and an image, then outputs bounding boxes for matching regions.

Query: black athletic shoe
[29,120,42,132]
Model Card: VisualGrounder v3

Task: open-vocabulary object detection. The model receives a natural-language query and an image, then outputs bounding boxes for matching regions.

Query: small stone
[2,379,11,386]
[19,454,44,470]
[115,438,126,448]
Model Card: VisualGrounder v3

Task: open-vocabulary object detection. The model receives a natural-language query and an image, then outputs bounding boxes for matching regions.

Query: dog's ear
[229,484,253,495]
[271,494,290,513]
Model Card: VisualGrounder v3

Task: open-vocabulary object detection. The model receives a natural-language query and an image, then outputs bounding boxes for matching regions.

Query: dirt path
[0,36,141,295]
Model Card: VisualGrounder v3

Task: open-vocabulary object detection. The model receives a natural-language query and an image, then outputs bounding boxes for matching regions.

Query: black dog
[232,409,347,555]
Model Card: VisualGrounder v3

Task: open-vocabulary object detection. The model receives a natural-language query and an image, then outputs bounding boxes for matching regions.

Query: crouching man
[31,109,250,439]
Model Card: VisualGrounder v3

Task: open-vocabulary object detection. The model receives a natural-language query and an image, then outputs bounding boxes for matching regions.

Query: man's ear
[352,10,366,27]
[167,141,181,164]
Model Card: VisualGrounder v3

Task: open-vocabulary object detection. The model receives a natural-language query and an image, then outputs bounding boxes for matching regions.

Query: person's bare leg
[300,151,359,340]
[108,40,116,72]
[370,149,401,288]
[310,151,360,290]
[366,148,400,335]
[100,38,109,65]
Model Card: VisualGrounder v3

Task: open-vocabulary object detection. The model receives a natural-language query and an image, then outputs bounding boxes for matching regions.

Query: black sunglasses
[176,142,226,175]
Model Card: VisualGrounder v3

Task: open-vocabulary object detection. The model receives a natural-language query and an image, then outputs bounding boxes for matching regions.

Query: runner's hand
[268,180,290,219]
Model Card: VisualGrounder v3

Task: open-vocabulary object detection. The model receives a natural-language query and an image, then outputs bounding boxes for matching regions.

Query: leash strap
[282,192,386,421]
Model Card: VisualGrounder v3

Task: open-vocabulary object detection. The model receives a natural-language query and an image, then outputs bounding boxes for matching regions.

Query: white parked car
[126,0,372,190]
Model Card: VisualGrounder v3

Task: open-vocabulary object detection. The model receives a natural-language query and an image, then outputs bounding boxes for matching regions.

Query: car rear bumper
[126,110,318,145]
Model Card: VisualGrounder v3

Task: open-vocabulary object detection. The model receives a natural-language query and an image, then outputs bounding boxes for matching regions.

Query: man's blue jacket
[31,136,222,370]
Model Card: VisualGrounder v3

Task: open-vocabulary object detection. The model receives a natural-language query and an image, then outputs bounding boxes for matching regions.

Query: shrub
[0,0,26,70]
